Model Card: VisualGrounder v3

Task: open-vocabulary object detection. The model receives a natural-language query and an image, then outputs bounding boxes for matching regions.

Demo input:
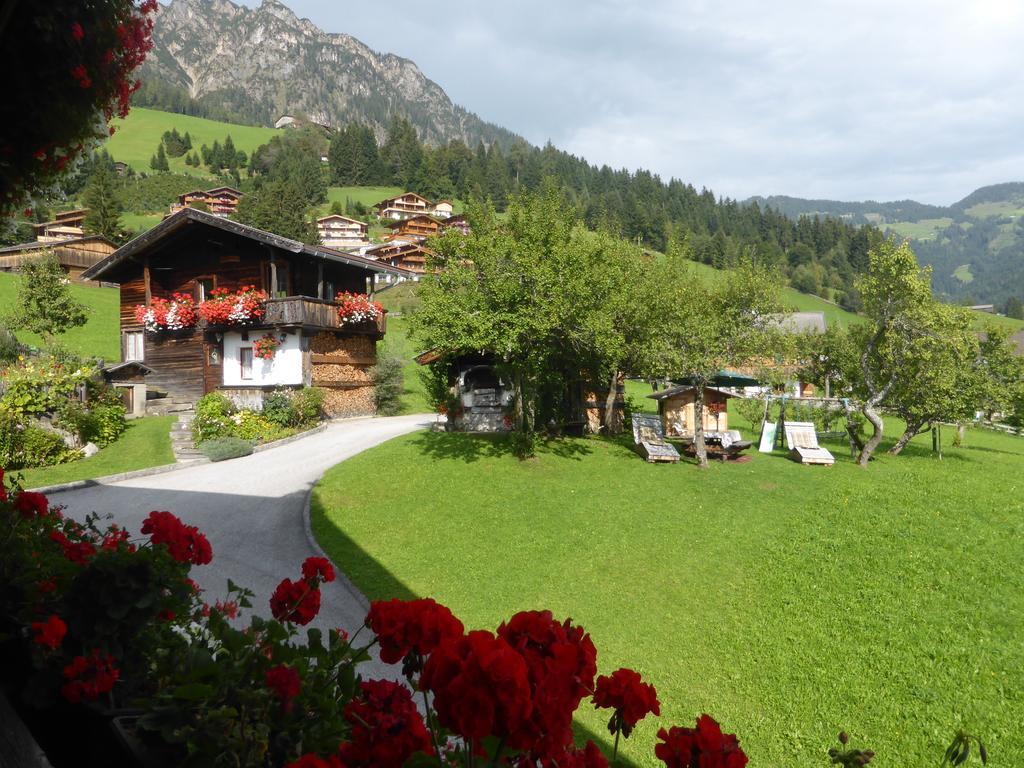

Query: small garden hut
[648,384,737,438]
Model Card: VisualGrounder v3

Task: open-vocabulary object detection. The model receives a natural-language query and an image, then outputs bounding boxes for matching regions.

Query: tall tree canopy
[3,254,89,344]
[83,157,123,240]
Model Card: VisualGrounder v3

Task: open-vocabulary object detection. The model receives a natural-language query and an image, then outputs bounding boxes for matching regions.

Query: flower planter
[110,715,181,768]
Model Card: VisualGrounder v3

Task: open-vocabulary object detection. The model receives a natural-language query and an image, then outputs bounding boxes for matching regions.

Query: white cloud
[242,0,1024,204]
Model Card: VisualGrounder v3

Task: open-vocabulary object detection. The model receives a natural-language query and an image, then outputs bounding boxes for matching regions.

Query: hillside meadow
[312,423,1024,767]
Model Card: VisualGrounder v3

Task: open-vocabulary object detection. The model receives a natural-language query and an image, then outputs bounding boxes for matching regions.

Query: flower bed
[132,293,197,333]
[336,291,383,325]
[197,286,267,327]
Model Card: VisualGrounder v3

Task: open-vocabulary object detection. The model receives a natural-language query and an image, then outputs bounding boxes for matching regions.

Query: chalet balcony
[264,296,386,336]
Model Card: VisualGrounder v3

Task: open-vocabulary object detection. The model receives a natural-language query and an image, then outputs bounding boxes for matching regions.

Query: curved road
[48,414,429,669]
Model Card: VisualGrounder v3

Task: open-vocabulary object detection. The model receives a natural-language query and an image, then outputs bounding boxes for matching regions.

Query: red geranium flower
[61,650,119,703]
[338,679,432,768]
[141,511,212,565]
[593,668,660,737]
[31,615,67,650]
[15,491,50,518]
[557,741,610,768]
[49,530,96,565]
[654,716,748,768]
[270,577,321,625]
[71,22,84,41]
[366,597,465,667]
[301,556,336,584]
[286,755,345,768]
[497,610,597,758]
[420,629,532,745]
[265,664,301,712]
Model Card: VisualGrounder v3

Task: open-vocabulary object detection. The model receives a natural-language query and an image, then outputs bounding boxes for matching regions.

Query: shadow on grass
[408,430,593,463]
[312,502,642,767]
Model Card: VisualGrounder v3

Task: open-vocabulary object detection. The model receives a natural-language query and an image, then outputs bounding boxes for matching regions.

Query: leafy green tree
[3,254,89,344]
[82,162,123,240]
[884,302,981,454]
[1005,296,1024,320]
[234,178,318,244]
[975,324,1024,420]
[413,184,662,444]
[643,254,783,467]
[851,239,935,466]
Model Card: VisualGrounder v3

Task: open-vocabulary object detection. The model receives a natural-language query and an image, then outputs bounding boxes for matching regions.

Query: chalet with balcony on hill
[81,208,410,417]
[366,241,433,276]
[441,214,471,236]
[32,209,89,242]
[316,214,369,248]
[432,200,454,218]
[169,187,244,218]
[385,214,442,241]
[0,235,117,282]
[374,192,433,220]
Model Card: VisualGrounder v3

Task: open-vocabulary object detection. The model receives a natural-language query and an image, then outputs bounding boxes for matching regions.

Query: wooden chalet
[374,192,433,220]
[366,241,433,275]
[432,200,454,218]
[385,214,442,241]
[32,209,88,242]
[316,214,369,248]
[648,385,737,438]
[441,214,471,236]
[169,187,244,218]
[81,208,410,417]
[0,236,117,282]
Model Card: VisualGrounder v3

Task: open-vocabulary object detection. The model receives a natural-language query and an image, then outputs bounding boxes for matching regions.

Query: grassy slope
[0,273,121,361]
[378,315,430,415]
[312,425,1024,767]
[104,107,279,174]
[17,416,176,489]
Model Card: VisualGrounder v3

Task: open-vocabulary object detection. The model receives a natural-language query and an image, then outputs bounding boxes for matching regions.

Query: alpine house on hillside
[82,208,410,418]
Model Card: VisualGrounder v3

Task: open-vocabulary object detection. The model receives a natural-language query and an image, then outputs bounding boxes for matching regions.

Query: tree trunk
[887,420,924,455]
[856,400,884,466]
[693,384,708,468]
[603,369,621,435]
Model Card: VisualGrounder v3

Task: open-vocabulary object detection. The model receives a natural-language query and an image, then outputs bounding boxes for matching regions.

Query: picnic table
[678,430,753,461]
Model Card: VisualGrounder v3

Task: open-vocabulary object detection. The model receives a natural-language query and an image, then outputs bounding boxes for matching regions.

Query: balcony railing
[264,296,386,336]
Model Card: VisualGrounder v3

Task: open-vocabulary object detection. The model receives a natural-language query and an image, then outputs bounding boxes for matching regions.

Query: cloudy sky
[242,0,1024,205]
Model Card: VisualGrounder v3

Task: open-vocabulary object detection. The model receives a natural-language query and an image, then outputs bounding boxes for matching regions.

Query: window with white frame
[240,347,253,380]
[125,331,144,362]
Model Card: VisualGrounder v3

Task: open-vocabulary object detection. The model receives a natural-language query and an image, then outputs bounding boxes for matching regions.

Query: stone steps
[168,411,204,464]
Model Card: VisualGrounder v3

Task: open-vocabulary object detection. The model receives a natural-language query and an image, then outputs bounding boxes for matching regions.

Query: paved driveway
[48,414,430,675]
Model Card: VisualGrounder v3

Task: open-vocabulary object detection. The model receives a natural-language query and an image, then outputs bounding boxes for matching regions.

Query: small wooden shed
[648,385,738,439]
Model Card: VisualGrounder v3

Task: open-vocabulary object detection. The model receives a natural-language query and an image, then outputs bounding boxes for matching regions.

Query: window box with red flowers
[132,293,197,334]
[335,291,383,327]
[197,286,267,327]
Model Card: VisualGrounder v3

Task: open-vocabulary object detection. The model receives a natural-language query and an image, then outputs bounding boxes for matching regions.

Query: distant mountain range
[137,0,518,148]
[748,184,1024,306]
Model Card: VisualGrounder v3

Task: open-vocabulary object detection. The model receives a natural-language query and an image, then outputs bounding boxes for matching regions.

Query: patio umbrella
[674,370,761,388]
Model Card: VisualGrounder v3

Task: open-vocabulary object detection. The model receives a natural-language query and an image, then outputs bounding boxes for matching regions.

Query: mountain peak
[145,0,517,148]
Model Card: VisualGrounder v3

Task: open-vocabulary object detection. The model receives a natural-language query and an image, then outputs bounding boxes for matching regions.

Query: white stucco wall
[223,331,304,387]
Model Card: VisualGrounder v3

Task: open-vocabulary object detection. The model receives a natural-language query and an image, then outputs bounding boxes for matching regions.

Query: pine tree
[151,141,170,172]
[183,131,192,150]
[234,178,318,244]
[223,135,237,170]
[82,162,123,240]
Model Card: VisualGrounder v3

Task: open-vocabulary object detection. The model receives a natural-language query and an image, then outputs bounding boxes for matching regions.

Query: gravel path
[48,414,430,676]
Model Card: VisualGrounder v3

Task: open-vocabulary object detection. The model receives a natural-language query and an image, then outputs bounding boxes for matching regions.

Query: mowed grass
[378,314,430,415]
[104,107,279,174]
[16,416,176,489]
[0,273,120,360]
[312,425,1024,767]
[884,217,953,241]
[953,264,974,283]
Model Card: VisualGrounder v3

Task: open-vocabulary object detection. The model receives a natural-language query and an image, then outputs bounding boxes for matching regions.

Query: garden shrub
[0,422,81,469]
[192,392,236,443]
[199,437,254,462]
[262,389,295,427]
[0,325,19,363]
[88,403,127,446]
[372,354,404,416]
[291,387,324,426]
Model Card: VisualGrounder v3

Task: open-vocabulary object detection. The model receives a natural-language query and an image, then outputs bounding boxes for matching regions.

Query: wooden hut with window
[648,385,737,438]
[81,208,410,416]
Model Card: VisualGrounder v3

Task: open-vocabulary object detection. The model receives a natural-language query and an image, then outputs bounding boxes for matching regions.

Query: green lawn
[0,272,121,361]
[379,314,430,415]
[884,217,953,241]
[104,107,279,174]
[953,264,974,283]
[312,425,1023,767]
[17,416,176,489]
[322,186,404,214]
[121,212,165,235]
